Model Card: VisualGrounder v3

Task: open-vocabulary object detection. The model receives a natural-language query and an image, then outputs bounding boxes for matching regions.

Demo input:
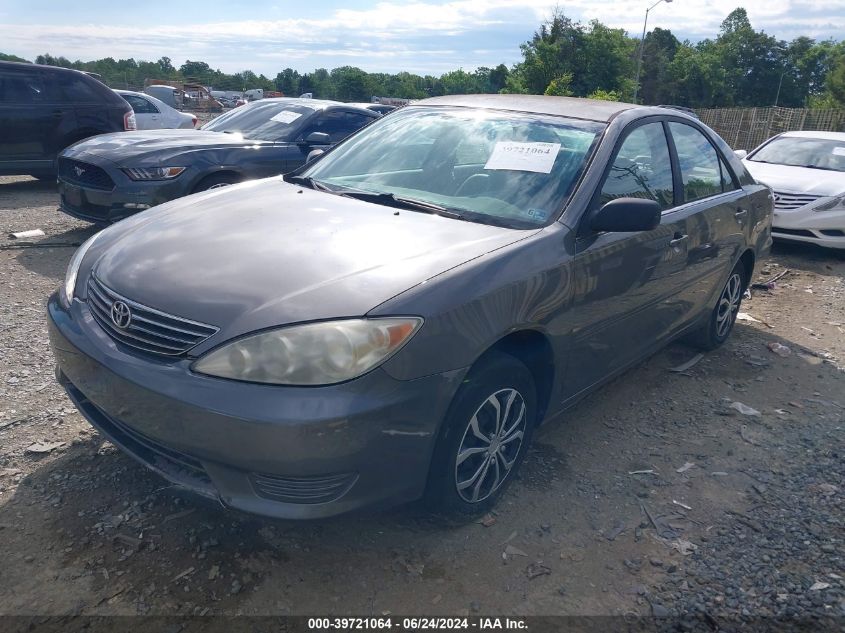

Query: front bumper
[772,204,845,250]
[47,292,465,518]
[57,162,192,224]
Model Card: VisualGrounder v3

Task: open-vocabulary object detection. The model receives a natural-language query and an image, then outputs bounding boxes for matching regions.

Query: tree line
[2,7,843,108]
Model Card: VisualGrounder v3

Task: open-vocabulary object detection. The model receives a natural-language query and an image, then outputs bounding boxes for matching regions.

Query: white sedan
[114,89,197,130]
[741,131,845,249]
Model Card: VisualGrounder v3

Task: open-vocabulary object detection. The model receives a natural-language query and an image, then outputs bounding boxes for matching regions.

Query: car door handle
[669,233,688,247]
[735,209,748,219]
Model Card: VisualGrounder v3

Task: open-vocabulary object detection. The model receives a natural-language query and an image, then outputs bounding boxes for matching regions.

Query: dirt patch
[1,175,843,618]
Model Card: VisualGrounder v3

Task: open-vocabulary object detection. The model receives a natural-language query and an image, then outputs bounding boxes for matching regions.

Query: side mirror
[734,149,748,159]
[590,198,661,233]
[301,131,330,145]
[306,149,325,163]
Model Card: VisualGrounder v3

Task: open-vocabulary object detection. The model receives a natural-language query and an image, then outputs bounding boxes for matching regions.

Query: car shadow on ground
[13,226,99,280]
[771,240,845,266]
[0,176,58,193]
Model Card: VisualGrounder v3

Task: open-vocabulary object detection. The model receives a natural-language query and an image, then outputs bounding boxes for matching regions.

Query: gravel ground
[0,175,843,625]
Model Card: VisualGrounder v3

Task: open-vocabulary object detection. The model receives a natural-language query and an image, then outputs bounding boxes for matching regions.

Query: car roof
[779,130,845,141]
[0,60,92,78]
[258,97,378,113]
[414,94,640,123]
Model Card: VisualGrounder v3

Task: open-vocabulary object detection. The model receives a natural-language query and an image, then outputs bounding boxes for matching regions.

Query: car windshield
[749,136,845,172]
[299,106,604,228]
[201,101,317,141]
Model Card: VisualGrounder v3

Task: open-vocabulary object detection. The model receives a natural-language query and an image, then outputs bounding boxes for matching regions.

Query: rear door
[565,119,691,396]
[666,120,748,318]
[0,66,74,172]
[57,72,112,141]
[122,93,161,129]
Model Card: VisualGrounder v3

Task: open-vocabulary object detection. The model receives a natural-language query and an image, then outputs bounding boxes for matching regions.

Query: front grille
[58,158,115,191]
[772,227,816,238]
[87,276,218,357]
[773,191,821,211]
[250,472,357,504]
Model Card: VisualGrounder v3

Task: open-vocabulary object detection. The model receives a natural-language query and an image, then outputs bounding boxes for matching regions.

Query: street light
[633,0,673,104]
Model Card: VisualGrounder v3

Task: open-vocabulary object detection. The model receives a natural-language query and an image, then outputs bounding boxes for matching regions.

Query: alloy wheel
[454,388,527,503]
[716,272,742,338]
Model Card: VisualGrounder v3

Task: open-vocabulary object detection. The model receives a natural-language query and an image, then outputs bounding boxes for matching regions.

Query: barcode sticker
[484,142,561,173]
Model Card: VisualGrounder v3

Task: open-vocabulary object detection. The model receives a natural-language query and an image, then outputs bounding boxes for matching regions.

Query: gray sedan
[48,95,773,520]
[56,97,379,224]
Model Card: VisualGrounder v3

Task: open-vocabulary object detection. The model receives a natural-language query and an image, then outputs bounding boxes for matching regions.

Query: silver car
[48,95,772,519]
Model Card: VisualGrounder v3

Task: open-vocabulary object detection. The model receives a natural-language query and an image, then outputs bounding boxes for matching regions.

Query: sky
[0,0,842,76]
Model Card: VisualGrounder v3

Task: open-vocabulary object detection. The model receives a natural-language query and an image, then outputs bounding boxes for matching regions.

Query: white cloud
[0,0,841,75]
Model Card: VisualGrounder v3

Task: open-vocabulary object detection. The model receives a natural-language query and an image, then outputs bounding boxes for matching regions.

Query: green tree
[0,52,30,63]
[544,73,573,96]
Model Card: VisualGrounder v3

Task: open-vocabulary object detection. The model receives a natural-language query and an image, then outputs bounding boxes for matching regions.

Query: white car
[114,89,197,130]
[740,131,845,249]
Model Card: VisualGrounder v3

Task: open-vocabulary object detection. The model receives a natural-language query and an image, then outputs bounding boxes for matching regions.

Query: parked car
[115,89,197,130]
[143,85,184,110]
[0,61,135,177]
[739,131,845,249]
[57,98,379,223]
[49,95,772,520]
[348,102,397,115]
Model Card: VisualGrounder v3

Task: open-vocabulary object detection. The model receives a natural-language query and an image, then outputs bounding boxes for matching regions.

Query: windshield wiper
[333,190,463,218]
[284,175,331,191]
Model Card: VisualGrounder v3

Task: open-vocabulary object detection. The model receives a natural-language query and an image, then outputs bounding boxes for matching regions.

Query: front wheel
[688,263,747,350]
[425,352,536,519]
[192,173,240,193]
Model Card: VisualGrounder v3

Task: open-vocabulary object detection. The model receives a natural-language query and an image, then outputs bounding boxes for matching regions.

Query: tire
[687,262,748,351]
[192,173,240,193]
[425,351,537,519]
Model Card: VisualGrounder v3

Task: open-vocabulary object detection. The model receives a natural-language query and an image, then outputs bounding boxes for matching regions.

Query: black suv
[0,61,134,178]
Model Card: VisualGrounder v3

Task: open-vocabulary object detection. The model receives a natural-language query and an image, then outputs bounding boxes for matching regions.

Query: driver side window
[599,122,674,211]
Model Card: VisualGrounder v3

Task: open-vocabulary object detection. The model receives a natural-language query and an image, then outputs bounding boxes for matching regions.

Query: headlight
[813,195,845,212]
[122,167,185,181]
[192,317,423,385]
[63,232,100,305]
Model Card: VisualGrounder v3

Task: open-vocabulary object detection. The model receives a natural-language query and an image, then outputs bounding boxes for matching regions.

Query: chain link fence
[693,107,845,151]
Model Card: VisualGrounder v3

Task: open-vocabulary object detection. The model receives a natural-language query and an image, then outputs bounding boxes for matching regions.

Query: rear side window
[123,94,159,114]
[0,70,47,103]
[669,122,724,202]
[57,73,104,103]
[599,122,674,210]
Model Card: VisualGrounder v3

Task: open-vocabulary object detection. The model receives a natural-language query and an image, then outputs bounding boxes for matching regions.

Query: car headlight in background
[63,232,100,305]
[193,318,423,386]
[812,195,845,212]
[122,167,185,181]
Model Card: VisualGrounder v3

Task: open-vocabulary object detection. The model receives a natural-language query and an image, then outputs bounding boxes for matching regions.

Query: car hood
[63,130,276,164]
[92,178,537,347]
[743,160,845,196]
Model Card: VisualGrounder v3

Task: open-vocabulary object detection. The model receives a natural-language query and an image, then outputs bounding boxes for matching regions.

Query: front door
[563,119,691,397]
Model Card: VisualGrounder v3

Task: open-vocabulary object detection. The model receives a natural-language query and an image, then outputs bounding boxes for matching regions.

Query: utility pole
[633,0,674,104]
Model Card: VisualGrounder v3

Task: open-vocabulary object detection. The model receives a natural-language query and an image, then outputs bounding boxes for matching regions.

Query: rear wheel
[425,352,536,519]
[688,262,747,350]
[192,173,240,193]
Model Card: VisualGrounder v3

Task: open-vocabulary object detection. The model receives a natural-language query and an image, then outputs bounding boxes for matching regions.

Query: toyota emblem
[110,300,132,329]
[74,166,86,177]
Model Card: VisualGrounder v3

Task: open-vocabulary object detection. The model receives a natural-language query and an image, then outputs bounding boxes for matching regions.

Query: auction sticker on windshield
[833,147,845,157]
[484,141,561,173]
[270,110,303,124]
